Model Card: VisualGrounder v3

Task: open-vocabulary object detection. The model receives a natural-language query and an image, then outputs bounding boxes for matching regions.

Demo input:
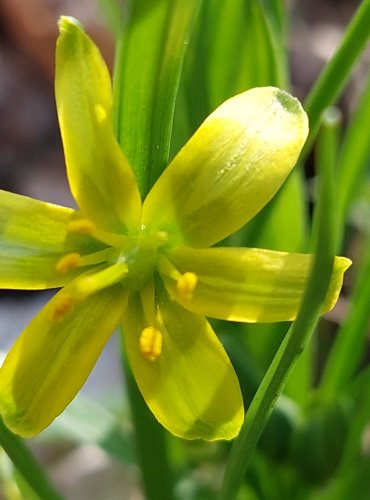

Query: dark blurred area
[0,0,114,206]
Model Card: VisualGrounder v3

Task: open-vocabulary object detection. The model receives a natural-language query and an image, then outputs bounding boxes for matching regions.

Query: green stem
[302,0,370,158]
[120,333,173,500]
[0,418,62,500]
[219,112,337,500]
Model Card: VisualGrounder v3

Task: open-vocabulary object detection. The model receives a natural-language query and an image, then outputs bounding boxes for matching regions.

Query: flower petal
[161,247,352,322]
[122,287,244,440]
[143,87,308,247]
[0,281,127,437]
[0,190,105,289]
[56,17,141,233]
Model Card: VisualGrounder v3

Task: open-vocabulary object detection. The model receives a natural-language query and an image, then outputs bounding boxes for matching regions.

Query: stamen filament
[157,254,182,281]
[78,249,112,266]
[157,256,198,300]
[55,249,112,274]
[93,228,130,248]
[140,279,156,326]
[67,217,129,248]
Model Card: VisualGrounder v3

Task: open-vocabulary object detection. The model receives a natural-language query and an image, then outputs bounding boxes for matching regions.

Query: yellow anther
[139,327,163,362]
[176,272,198,301]
[52,295,74,321]
[56,253,82,274]
[67,219,96,235]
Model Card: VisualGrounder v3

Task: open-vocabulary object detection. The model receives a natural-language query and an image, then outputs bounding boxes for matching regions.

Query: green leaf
[187,0,287,115]
[98,0,124,38]
[143,87,308,248]
[113,0,201,196]
[56,16,141,233]
[337,73,370,247]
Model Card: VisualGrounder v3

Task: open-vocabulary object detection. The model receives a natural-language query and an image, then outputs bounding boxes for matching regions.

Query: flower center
[108,231,167,290]
[56,218,168,292]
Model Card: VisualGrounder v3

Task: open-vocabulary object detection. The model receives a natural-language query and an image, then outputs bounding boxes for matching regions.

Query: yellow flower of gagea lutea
[0,17,351,440]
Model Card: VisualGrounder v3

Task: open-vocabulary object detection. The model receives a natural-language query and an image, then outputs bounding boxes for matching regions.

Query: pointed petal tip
[58,16,83,35]
[322,255,352,315]
[337,255,352,272]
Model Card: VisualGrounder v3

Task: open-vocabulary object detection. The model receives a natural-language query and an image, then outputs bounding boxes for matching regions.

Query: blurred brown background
[0,0,114,206]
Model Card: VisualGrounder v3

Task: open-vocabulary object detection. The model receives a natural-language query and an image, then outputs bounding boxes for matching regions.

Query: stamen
[78,249,112,267]
[139,327,163,362]
[140,280,156,326]
[176,272,198,301]
[56,253,81,274]
[68,218,127,248]
[93,228,129,248]
[56,249,111,274]
[67,219,96,235]
[52,294,74,321]
[157,255,182,281]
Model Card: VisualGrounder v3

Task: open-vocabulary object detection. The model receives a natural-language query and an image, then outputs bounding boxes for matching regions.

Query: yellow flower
[0,17,351,440]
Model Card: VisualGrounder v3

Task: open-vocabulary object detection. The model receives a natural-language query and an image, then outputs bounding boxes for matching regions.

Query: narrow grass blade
[337,74,370,248]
